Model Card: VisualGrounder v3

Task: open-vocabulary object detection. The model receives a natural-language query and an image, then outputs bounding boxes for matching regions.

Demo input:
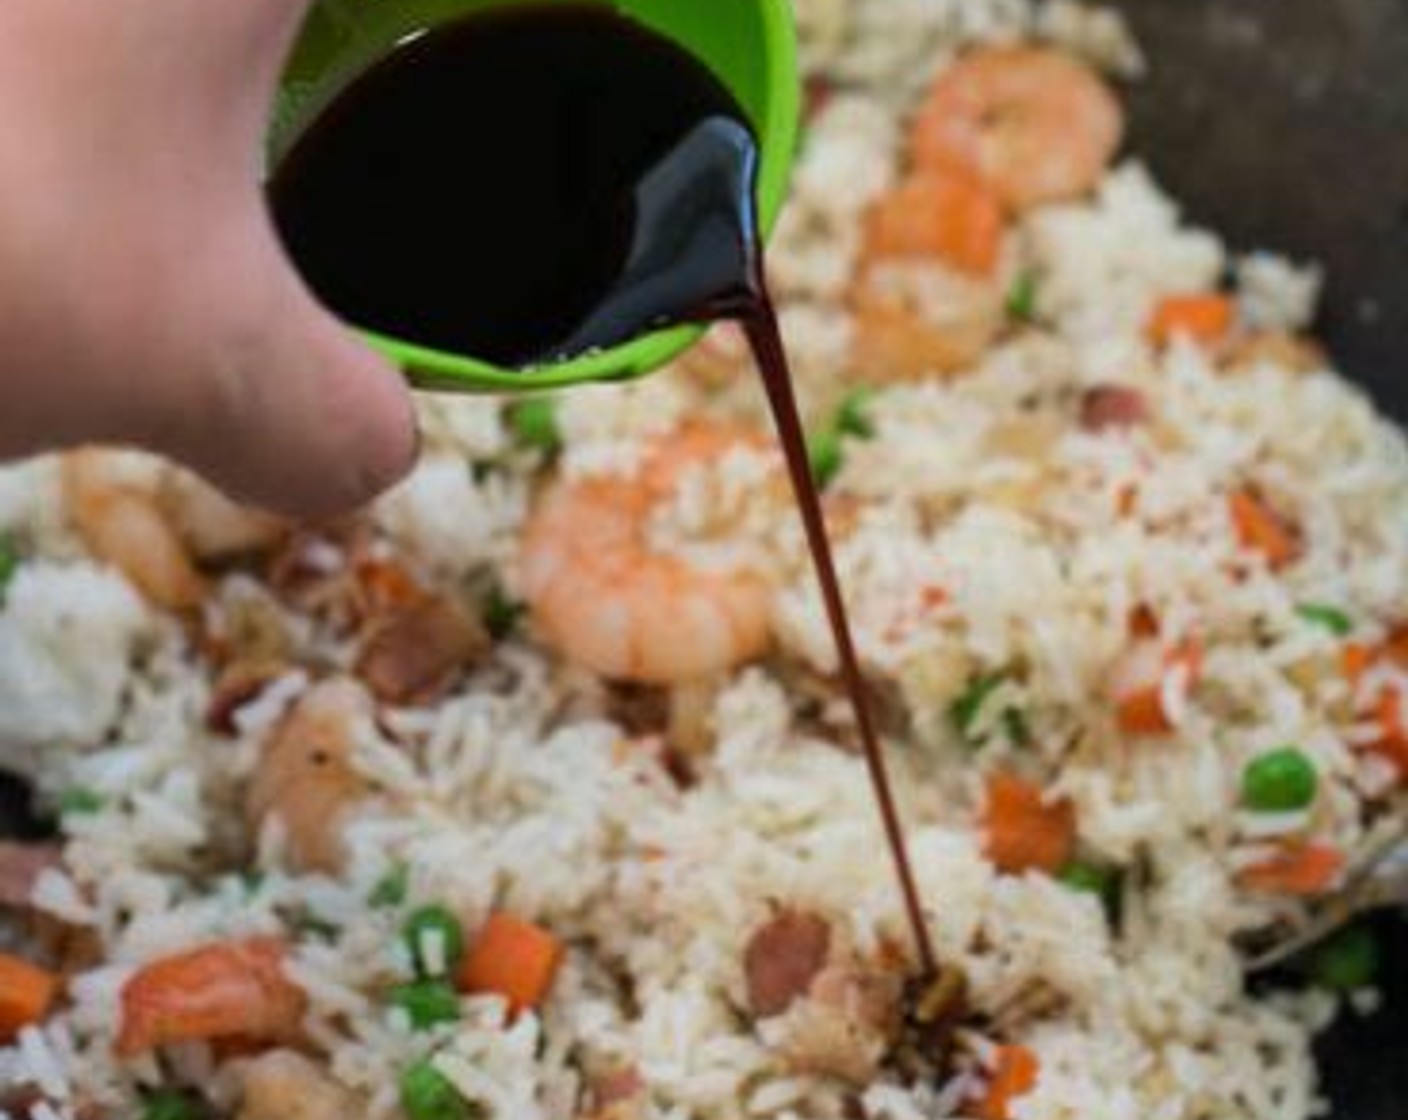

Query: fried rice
[2,2,1407,1119]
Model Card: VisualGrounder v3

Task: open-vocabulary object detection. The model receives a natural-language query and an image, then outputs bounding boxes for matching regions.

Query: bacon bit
[1079,385,1149,432]
[1240,843,1345,896]
[1384,625,1408,669]
[1115,483,1138,518]
[1147,294,1235,348]
[1228,488,1301,570]
[115,938,305,1057]
[982,774,1076,875]
[206,661,283,735]
[355,594,488,705]
[976,1045,1040,1120]
[864,171,1006,276]
[590,1067,646,1111]
[0,842,62,910]
[1342,642,1375,686]
[744,910,832,1018]
[804,76,836,121]
[1128,605,1160,640]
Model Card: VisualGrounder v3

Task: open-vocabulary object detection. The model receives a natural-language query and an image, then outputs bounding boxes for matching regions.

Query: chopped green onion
[370,864,410,909]
[403,905,465,978]
[399,1060,474,1120]
[1241,747,1318,812]
[240,870,266,898]
[58,788,104,816]
[389,979,462,1031]
[0,532,18,606]
[950,674,1004,743]
[483,586,526,641]
[1058,860,1118,901]
[141,1090,200,1120]
[1296,603,1353,637]
[807,428,845,488]
[1310,924,1380,992]
[507,398,562,454]
[1007,271,1039,322]
[836,387,879,440]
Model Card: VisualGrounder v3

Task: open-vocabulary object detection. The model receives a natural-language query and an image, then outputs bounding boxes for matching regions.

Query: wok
[3,0,1407,1113]
[1109,0,1408,1113]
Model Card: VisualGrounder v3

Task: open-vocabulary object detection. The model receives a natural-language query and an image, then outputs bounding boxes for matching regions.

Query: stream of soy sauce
[270,4,937,978]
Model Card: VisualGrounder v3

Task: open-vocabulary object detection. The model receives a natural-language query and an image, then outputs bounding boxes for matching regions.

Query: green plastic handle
[275,0,801,394]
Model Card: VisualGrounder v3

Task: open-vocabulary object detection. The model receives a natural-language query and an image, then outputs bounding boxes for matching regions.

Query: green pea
[59,788,104,816]
[370,863,410,909]
[507,398,561,454]
[141,1090,200,1120]
[836,387,879,439]
[399,1060,473,1120]
[390,979,461,1031]
[1241,747,1318,812]
[483,586,526,641]
[403,905,465,978]
[0,532,18,606]
[1007,271,1039,322]
[950,674,1004,743]
[1310,924,1380,992]
[1296,603,1353,637]
[808,428,845,488]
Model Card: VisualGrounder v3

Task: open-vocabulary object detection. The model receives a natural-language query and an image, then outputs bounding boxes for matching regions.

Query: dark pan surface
[1110,0,1408,420]
[1107,1,1408,1114]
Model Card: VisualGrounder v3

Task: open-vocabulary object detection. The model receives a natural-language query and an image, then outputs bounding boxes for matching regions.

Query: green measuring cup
[273,0,800,393]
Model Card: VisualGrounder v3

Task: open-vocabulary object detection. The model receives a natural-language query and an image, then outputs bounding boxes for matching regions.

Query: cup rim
[339,0,801,393]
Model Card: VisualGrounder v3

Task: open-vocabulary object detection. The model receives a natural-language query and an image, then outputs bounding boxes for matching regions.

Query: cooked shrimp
[157,468,286,563]
[519,422,776,684]
[851,259,1003,380]
[238,1050,358,1120]
[911,46,1123,212]
[245,679,376,873]
[116,937,305,1057]
[863,169,1005,276]
[62,451,208,612]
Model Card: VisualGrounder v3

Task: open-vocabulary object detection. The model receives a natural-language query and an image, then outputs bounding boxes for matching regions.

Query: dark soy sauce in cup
[270,3,936,977]
[270,4,755,366]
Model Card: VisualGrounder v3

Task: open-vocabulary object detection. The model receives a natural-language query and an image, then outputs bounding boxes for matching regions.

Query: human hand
[0,0,417,517]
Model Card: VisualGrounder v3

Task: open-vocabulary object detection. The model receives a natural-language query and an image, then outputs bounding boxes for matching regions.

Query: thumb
[159,226,419,520]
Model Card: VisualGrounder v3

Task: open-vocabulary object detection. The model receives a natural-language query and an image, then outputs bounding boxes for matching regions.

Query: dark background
[1112,0,1408,418]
